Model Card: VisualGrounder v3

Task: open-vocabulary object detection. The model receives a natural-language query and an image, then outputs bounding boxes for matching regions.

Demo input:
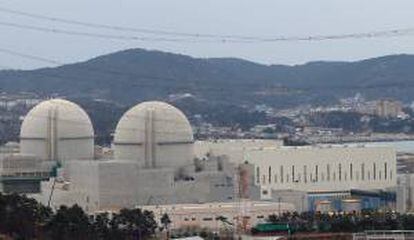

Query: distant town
[2,91,414,145]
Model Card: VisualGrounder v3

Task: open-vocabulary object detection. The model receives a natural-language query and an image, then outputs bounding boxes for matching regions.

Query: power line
[1,6,414,43]
[0,21,210,43]
[0,6,262,41]
[0,47,60,65]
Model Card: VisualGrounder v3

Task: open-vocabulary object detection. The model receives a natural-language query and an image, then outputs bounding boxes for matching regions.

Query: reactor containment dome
[20,99,95,163]
[114,101,194,168]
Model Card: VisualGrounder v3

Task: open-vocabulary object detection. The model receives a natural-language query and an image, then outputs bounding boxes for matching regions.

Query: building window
[280,166,284,183]
[274,174,278,183]
[315,165,319,182]
[361,163,365,181]
[350,163,353,181]
[373,163,377,180]
[268,166,272,184]
[384,162,388,180]
[303,165,307,183]
[292,165,295,182]
[390,169,393,180]
[256,167,260,184]
[262,175,266,184]
[339,164,342,181]
[202,218,213,221]
[327,164,331,181]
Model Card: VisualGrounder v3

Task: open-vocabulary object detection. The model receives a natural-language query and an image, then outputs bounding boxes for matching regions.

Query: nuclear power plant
[0,98,400,219]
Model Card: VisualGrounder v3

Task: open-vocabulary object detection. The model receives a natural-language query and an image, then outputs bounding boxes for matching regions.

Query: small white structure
[396,174,414,213]
[114,101,194,168]
[353,230,414,240]
[143,201,295,230]
[20,99,94,163]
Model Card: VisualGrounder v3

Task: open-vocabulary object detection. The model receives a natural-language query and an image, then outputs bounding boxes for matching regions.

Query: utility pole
[234,164,250,239]
[278,196,281,216]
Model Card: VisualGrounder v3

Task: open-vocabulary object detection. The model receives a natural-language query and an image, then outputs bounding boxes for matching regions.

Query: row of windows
[256,162,392,185]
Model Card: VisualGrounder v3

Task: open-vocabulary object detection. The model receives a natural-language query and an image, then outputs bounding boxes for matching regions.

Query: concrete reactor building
[20,99,94,163]
[114,101,194,169]
[1,99,94,193]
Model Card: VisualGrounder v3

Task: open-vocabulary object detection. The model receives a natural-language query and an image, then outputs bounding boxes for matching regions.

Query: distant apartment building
[375,99,403,118]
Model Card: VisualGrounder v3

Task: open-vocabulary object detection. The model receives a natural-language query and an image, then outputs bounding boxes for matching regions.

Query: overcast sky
[0,0,414,69]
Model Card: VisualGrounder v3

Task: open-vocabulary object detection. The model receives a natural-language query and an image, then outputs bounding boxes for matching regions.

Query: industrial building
[0,98,401,220]
[250,146,396,192]
[142,201,295,231]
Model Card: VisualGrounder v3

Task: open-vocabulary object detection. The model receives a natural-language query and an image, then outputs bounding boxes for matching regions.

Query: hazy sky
[0,0,414,69]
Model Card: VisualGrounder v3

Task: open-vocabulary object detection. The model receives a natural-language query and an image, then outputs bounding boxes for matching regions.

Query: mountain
[1,49,414,108]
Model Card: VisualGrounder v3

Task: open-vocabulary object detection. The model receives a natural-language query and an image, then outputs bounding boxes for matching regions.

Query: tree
[160,213,172,239]
[0,193,52,239]
[92,212,112,240]
[44,204,93,240]
[113,208,157,239]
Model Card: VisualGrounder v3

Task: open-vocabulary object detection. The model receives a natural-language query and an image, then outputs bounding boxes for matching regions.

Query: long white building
[142,201,295,231]
[248,146,396,192]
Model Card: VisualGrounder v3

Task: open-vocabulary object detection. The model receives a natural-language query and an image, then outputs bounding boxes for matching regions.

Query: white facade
[396,174,414,213]
[114,101,194,169]
[249,146,396,192]
[143,201,295,230]
[33,156,240,213]
[20,99,94,163]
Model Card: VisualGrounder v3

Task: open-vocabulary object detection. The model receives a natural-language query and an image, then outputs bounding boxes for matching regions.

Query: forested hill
[1,49,414,107]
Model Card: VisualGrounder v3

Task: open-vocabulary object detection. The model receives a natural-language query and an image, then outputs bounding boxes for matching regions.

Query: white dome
[20,99,94,162]
[114,101,194,168]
